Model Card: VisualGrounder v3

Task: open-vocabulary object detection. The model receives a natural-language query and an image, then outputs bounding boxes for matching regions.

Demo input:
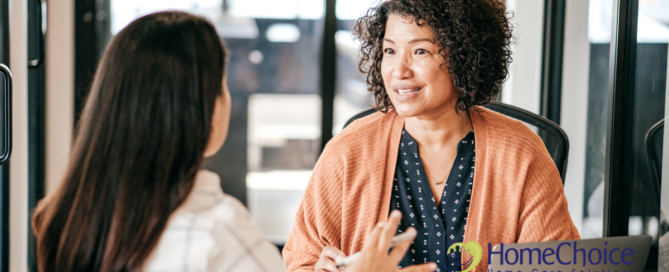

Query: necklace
[425,168,449,185]
[422,120,473,186]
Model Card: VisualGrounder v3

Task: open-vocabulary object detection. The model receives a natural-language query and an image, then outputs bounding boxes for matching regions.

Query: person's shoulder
[172,194,286,272]
[144,194,254,271]
[207,194,255,228]
[208,195,286,272]
[171,190,253,231]
[475,106,538,136]
[185,193,275,255]
[474,106,547,155]
[324,109,395,155]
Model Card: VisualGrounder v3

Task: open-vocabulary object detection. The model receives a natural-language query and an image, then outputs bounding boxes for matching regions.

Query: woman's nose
[391,56,413,80]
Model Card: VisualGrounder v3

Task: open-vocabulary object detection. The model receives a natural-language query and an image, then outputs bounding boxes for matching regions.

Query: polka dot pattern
[390,129,475,271]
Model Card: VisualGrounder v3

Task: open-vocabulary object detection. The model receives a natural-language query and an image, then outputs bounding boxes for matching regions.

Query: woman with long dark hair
[32,11,435,272]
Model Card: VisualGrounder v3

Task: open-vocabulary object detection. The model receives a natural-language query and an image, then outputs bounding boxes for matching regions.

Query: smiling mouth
[397,87,422,94]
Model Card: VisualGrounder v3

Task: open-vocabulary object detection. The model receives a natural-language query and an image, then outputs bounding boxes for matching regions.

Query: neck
[403,107,471,150]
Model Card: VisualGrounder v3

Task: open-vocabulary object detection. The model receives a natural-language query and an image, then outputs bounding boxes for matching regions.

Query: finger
[316,261,341,272]
[363,222,384,251]
[399,262,437,272]
[379,210,403,249]
[390,227,416,261]
[332,246,345,257]
[321,246,343,261]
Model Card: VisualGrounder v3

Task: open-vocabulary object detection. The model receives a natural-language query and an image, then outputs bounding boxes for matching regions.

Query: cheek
[422,62,445,81]
[425,67,453,91]
[380,64,397,97]
[380,61,391,84]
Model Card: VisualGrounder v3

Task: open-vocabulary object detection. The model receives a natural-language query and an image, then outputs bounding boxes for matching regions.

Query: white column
[9,0,29,270]
[560,0,591,236]
[46,0,74,194]
[503,0,544,114]
[661,35,669,219]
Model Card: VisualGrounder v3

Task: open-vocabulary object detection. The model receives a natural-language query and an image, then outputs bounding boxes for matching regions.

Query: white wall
[45,0,74,194]
[10,0,29,270]
[560,0,590,236]
[7,1,74,270]
[503,0,544,114]
[505,0,589,235]
[662,33,669,220]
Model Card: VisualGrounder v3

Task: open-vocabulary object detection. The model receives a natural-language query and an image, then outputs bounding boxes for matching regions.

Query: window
[630,1,669,270]
[332,0,377,134]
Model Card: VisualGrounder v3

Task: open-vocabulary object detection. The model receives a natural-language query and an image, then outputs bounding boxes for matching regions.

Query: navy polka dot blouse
[390,128,475,272]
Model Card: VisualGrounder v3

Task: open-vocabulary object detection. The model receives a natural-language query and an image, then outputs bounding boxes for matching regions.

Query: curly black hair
[353,0,513,112]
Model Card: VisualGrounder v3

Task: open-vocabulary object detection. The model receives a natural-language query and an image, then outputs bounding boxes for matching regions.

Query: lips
[392,84,423,102]
[397,87,422,94]
[393,84,423,95]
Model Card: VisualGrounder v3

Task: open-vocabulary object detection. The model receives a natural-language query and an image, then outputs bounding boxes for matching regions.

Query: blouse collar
[192,169,223,193]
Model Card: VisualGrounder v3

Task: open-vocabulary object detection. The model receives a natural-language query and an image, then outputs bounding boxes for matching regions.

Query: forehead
[384,13,435,41]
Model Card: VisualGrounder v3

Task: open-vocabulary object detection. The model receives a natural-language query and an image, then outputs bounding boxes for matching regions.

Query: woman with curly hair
[283,0,580,271]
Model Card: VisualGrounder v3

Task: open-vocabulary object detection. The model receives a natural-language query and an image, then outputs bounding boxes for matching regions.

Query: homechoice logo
[486,241,636,272]
[441,241,483,272]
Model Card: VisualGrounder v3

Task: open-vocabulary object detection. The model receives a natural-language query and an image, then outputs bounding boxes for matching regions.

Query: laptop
[487,235,652,272]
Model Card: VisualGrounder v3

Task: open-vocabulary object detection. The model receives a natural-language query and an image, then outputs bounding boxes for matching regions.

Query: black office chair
[343,102,570,184]
[645,119,668,236]
[645,119,663,213]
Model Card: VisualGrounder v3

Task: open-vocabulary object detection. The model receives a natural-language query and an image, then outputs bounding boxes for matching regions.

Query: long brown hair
[32,11,227,272]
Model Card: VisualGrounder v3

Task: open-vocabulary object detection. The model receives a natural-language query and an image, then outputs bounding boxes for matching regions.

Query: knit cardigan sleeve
[516,135,581,243]
[282,141,345,272]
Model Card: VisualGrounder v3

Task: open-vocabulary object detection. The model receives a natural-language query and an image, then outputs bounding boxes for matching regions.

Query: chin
[393,104,424,118]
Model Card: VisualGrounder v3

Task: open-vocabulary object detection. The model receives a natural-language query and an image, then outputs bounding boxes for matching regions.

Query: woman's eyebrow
[408,38,434,44]
[382,38,434,44]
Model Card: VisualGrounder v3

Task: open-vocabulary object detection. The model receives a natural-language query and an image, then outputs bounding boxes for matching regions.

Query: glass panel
[503,0,616,239]
[0,0,5,65]
[333,0,376,134]
[632,0,669,270]
[560,0,615,239]
[109,0,324,246]
[502,0,545,114]
[111,0,221,35]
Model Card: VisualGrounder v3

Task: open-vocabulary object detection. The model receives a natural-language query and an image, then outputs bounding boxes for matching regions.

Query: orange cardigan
[283,107,580,272]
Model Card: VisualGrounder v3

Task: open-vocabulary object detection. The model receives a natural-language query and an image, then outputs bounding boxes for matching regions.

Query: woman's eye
[415,49,428,55]
[384,48,395,54]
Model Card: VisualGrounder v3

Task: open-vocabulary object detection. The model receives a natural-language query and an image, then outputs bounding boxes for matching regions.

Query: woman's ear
[204,80,231,158]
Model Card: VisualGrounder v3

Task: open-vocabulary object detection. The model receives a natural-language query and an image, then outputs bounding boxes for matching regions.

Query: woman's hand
[346,210,437,272]
[314,246,345,272]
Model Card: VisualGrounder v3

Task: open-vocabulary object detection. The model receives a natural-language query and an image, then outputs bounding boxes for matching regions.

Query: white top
[143,170,286,272]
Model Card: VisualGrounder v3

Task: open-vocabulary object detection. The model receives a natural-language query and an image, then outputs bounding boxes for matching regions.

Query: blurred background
[0,0,668,271]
